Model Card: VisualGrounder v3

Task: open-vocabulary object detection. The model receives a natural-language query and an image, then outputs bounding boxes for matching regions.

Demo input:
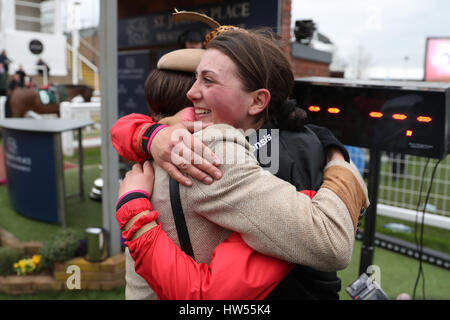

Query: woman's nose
[187,80,201,101]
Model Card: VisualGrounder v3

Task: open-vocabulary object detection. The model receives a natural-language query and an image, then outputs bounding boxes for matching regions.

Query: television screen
[424,37,450,82]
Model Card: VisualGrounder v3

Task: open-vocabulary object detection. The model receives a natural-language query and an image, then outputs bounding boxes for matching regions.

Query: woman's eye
[203,77,213,84]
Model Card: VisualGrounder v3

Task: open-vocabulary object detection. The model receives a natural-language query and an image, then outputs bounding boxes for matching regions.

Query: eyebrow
[195,69,216,76]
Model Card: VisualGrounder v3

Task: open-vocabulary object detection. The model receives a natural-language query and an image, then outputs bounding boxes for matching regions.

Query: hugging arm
[110,113,221,187]
[184,125,369,271]
[112,117,369,271]
[116,192,293,300]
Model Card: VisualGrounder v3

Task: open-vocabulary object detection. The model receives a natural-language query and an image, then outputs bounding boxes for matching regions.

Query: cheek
[210,89,248,126]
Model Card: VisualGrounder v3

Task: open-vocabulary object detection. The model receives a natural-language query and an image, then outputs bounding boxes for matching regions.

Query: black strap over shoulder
[169,177,195,260]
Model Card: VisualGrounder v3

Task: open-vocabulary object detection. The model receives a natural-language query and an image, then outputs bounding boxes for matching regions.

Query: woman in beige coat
[112,28,369,300]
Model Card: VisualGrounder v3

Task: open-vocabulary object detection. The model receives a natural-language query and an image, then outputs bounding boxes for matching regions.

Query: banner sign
[118,0,279,49]
[118,50,152,118]
[4,129,58,223]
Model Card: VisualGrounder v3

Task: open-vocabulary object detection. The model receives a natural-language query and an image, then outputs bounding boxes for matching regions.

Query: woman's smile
[187,49,253,129]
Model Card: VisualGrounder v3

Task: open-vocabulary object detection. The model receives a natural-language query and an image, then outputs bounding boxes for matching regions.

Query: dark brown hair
[207,29,306,130]
[144,69,196,120]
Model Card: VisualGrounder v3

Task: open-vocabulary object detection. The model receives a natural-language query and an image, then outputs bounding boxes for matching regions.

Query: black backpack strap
[169,177,195,260]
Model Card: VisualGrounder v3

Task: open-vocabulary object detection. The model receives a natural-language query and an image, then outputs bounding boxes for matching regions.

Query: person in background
[15,65,26,87]
[3,65,19,118]
[0,63,7,97]
[0,50,11,74]
[179,29,204,49]
[8,73,20,92]
[37,58,50,77]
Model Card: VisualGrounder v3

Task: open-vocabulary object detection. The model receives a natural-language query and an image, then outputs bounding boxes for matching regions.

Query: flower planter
[0,254,125,294]
[0,228,125,294]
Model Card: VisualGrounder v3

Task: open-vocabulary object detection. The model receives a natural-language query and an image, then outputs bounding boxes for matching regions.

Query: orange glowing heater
[369,112,383,118]
[392,113,407,120]
[308,105,321,112]
[327,107,341,114]
[417,116,432,123]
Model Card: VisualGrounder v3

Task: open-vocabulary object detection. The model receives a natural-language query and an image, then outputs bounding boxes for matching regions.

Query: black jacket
[248,123,343,300]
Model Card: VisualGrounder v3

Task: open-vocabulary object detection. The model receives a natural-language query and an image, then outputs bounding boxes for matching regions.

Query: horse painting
[8,84,94,117]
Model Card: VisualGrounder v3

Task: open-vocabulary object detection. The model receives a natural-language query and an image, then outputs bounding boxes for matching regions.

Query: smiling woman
[188,49,254,129]
[111,26,369,300]
[188,29,294,132]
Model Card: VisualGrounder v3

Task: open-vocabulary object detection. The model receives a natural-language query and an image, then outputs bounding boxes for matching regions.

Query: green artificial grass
[63,146,102,167]
[0,164,103,242]
[372,215,450,255]
[338,240,450,300]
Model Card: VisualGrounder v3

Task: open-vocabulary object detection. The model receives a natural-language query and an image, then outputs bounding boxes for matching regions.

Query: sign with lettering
[118,0,279,49]
[118,50,151,117]
[29,39,44,55]
[3,129,58,223]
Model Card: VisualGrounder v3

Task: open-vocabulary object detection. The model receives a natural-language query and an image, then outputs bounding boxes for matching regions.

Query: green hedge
[0,247,22,276]
[39,228,83,270]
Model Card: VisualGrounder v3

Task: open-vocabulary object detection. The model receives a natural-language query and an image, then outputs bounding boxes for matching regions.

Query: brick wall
[53,255,125,291]
[291,58,331,78]
[0,228,42,255]
[280,0,292,57]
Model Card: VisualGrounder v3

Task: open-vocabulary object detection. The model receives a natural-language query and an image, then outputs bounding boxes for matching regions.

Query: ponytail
[271,99,308,131]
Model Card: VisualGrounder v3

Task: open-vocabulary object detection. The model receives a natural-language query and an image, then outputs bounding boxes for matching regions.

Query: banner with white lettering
[118,0,279,49]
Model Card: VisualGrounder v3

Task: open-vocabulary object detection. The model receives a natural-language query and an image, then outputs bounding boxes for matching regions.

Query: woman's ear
[248,88,271,116]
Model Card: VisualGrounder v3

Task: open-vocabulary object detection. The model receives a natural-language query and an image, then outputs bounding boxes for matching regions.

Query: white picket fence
[60,100,101,156]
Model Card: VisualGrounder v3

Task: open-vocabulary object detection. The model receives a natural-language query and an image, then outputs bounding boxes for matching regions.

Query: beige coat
[125,124,369,300]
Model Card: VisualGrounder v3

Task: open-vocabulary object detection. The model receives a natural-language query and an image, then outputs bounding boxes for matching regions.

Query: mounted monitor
[424,37,450,82]
[293,77,450,159]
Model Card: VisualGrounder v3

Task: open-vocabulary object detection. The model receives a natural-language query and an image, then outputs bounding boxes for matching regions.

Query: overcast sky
[66,0,449,80]
[291,0,450,80]
[62,0,99,31]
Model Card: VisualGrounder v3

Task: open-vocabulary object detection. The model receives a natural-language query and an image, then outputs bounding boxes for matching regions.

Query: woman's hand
[118,161,155,199]
[150,121,222,187]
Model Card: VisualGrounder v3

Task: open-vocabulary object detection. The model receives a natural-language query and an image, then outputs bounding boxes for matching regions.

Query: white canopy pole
[99,0,121,256]
[71,2,80,84]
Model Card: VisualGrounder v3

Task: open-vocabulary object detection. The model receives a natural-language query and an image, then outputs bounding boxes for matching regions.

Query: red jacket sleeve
[118,197,293,300]
[110,113,155,163]
[127,228,293,300]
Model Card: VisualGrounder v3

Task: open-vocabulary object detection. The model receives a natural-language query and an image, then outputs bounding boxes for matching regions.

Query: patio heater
[293,77,450,275]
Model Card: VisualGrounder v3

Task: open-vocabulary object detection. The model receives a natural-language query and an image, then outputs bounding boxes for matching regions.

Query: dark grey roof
[291,42,332,64]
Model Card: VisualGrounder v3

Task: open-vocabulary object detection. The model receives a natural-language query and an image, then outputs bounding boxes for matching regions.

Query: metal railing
[347,146,450,226]
[66,42,100,90]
